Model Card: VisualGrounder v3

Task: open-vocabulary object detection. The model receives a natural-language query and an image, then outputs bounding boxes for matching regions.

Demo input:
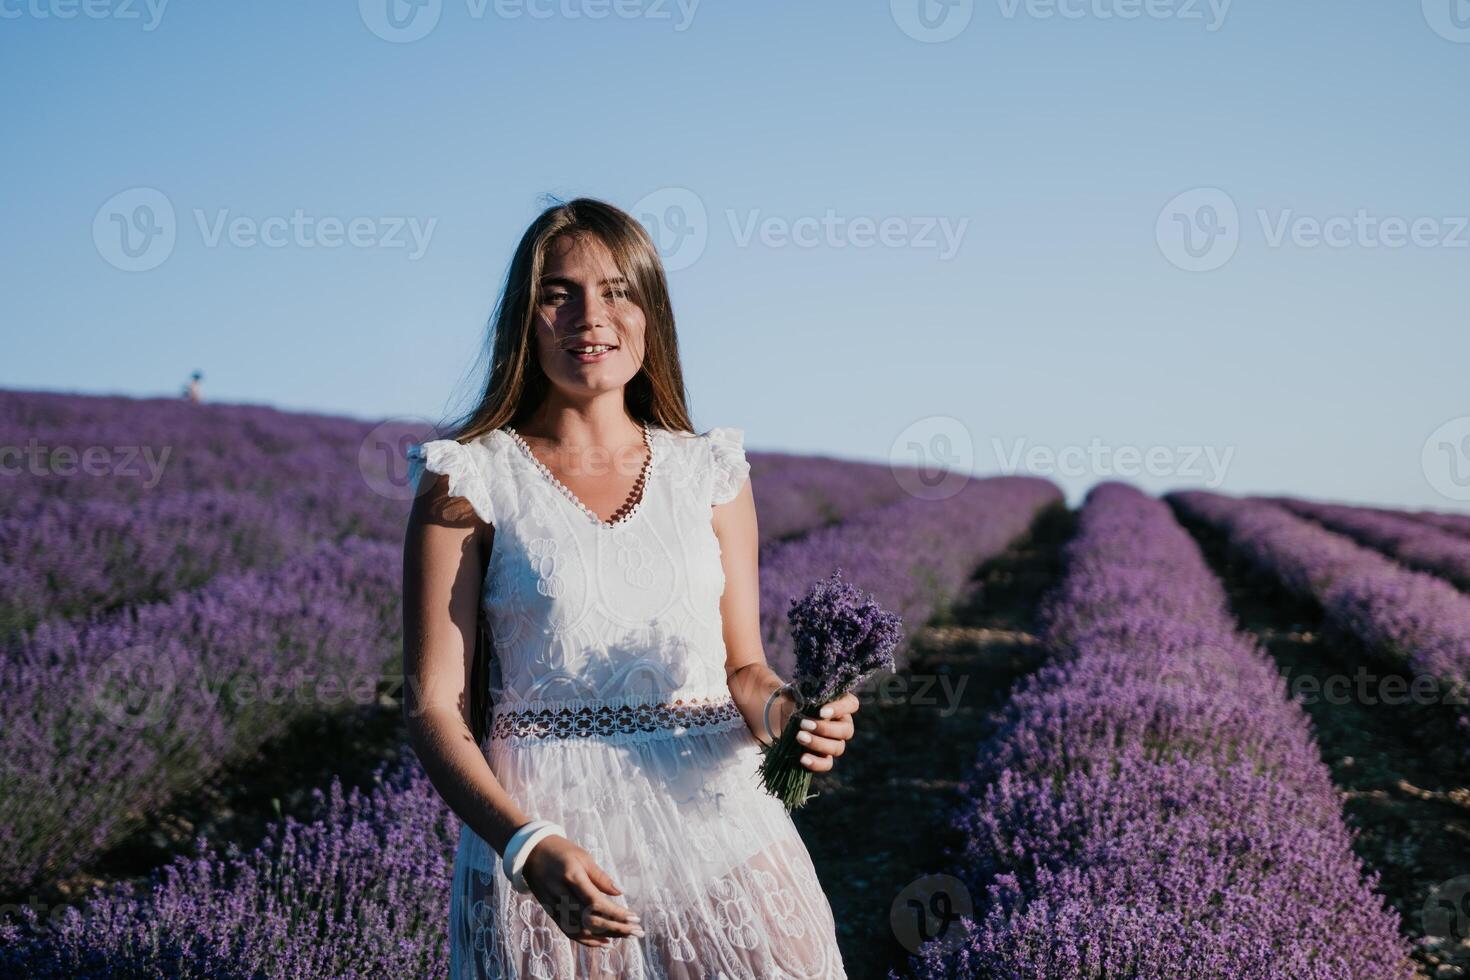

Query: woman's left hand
[795,691,860,772]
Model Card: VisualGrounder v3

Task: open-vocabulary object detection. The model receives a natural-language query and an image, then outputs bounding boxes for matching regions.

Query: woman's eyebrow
[538,275,629,288]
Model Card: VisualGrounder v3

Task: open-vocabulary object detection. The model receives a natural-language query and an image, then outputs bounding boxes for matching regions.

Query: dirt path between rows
[1183,515,1470,980]
[796,506,1073,980]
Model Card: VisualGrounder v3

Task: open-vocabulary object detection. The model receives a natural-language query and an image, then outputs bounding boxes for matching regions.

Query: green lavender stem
[756,702,824,811]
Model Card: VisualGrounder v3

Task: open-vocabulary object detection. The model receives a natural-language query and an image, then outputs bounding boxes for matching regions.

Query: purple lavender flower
[0,749,459,979]
[1170,490,1470,747]
[1272,495,1470,592]
[760,569,905,811]
[788,567,904,706]
[759,475,1062,678]
[897,483,1412,979]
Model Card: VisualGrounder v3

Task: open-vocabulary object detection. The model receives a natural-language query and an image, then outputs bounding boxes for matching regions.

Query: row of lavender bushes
[900,483,1410,978]
[1270,495,1470,591]
[0,446,907,641]
[0,750,461,980]
[0,390,935,896]
[0,391,915,625]
[745,448,921,543]
[1170,491,1470,738]
[0,391,913,533]
[1,491,329,636]
[0,390,409,514]
[1405,507,1470,541]
[0,537,404,897]
[759,475,1063,677]
[0,473,1062,977]
[0,459,974,899]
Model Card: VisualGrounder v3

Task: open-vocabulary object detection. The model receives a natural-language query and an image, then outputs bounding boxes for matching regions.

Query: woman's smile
[566,343,618,364]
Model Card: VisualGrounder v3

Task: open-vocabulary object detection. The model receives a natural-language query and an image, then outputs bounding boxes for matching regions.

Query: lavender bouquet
[757,568,904,811]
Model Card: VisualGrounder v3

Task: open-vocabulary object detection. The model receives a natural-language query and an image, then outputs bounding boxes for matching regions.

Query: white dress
[407,423,848,980]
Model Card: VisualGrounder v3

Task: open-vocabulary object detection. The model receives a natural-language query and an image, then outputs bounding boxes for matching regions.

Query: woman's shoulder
[656,423,743,442]
[657,424,745,456]
[409,429,511,473]
[695,426,746,465]
[700,425,744,446]
[406,429,512,526]
[697,426,749,504]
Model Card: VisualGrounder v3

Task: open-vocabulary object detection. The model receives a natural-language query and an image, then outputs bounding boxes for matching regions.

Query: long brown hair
[447,195,697,441]
[448,195,697,741]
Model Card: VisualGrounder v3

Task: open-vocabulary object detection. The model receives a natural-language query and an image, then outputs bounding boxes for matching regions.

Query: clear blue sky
[4,0,1468,509]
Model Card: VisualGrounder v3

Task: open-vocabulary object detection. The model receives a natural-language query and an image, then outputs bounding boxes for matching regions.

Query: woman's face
[533,233,647,399]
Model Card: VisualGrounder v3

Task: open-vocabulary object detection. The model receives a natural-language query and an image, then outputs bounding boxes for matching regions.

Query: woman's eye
[542,286,628,305]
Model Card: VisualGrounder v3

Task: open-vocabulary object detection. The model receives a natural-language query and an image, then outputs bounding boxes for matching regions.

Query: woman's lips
[566,345,617,363]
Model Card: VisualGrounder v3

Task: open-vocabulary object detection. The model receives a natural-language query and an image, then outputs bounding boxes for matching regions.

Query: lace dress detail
[406,424,846,980]
[503,421,654,529]
[707,426,751,507]
[489,695,744,743]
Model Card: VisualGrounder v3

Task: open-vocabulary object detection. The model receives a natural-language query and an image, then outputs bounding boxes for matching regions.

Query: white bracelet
[501,819,548,885]
[763,682,797,743]
[502,819,566,893]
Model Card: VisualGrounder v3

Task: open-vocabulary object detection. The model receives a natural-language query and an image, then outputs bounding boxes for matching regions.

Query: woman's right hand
[521,834,646,948]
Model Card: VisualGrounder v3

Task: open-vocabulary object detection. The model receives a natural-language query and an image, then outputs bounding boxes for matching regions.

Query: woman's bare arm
[401,472,529,855]
[716,476,859,764]
[714,477,789,743]
[401,471,643,946]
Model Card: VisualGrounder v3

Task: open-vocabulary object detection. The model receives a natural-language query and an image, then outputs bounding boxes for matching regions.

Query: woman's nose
[576,292,613,329]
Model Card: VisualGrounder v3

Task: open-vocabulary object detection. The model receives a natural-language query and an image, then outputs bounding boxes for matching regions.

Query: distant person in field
[183,371,203,403]
[402,197,855,979]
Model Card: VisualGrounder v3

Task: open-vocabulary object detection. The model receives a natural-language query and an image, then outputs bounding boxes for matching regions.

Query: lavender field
[3,389,1468,978]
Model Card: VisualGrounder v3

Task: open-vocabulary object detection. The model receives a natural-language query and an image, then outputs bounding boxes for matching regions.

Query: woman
[401,197,857,978]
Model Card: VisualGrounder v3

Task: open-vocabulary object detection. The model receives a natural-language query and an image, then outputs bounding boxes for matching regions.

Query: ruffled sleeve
[406,438,497,526]
[706,426,751,506]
